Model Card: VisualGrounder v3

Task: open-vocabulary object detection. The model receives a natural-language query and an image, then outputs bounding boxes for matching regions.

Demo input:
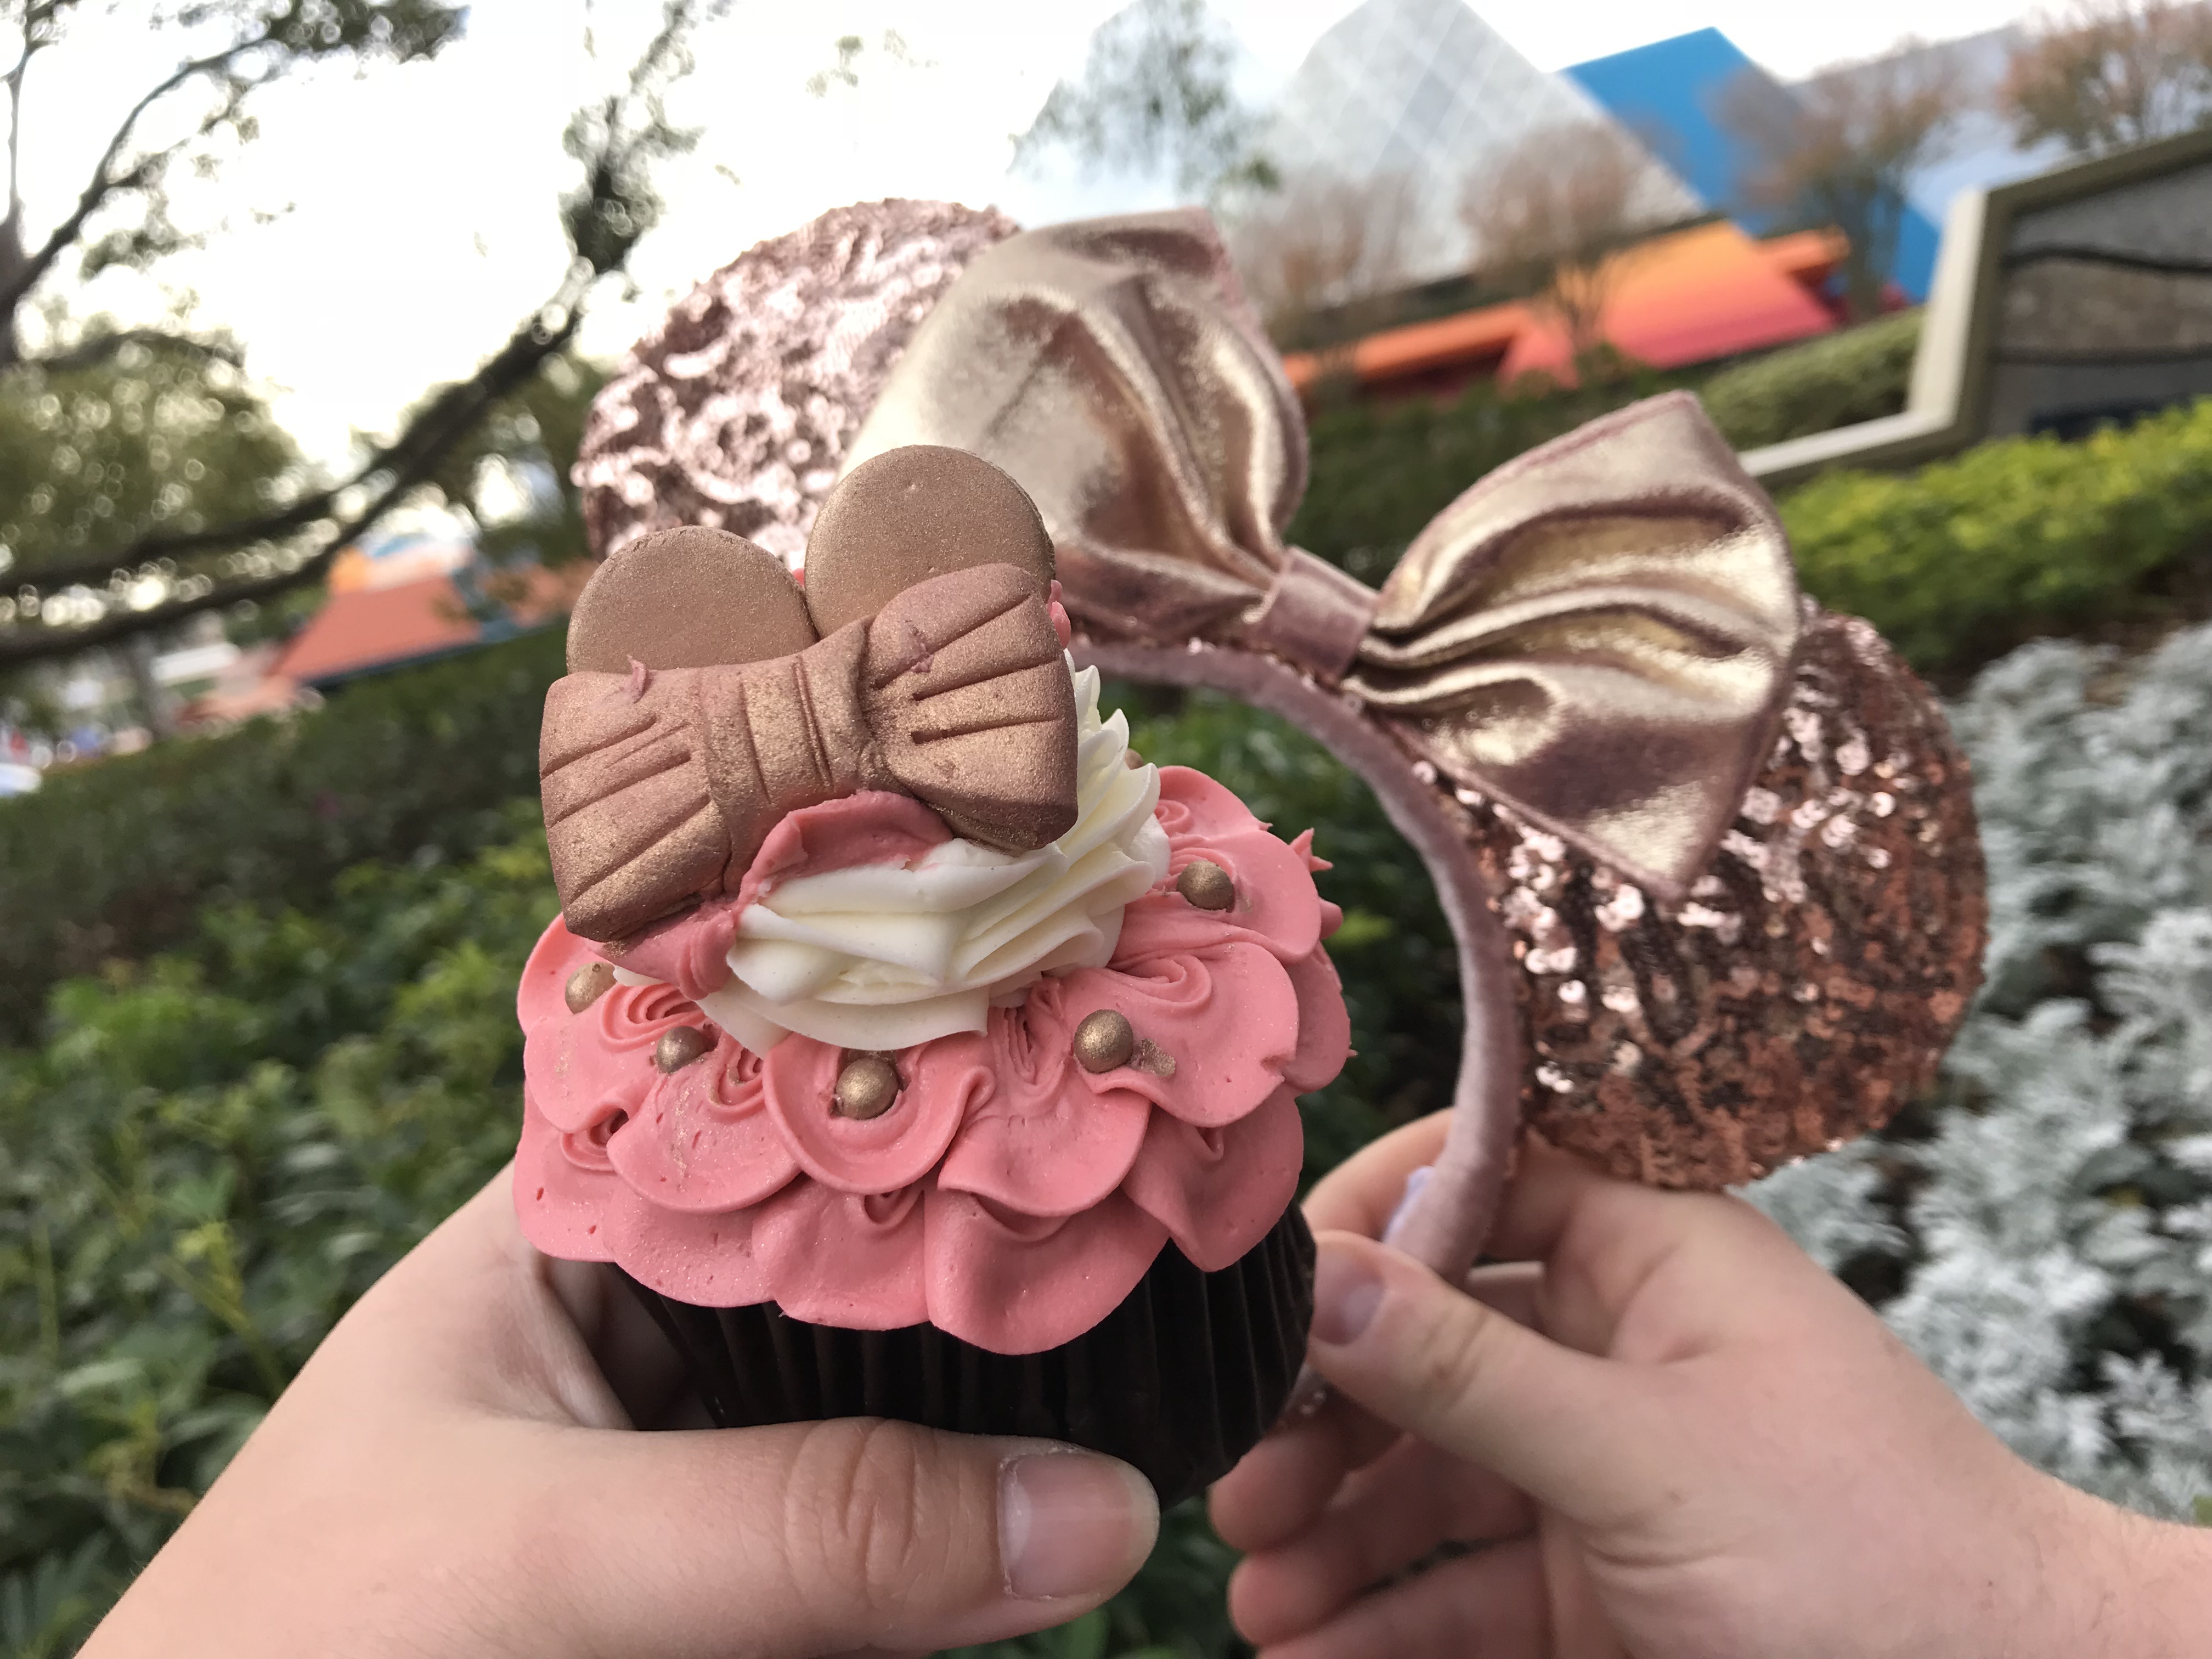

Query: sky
[14,0,2063,466]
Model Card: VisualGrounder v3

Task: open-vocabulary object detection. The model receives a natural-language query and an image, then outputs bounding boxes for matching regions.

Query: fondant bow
[845,212,1803,901]
[541,562,1077,943]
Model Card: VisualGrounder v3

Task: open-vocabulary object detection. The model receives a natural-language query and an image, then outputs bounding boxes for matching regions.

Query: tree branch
[0,29,264,323]
[18,324,242,376]
[0,296,585,667]
[0,2,47,283]
[6,265,587,596]
[3,25,22,236]
[2,0,721,664]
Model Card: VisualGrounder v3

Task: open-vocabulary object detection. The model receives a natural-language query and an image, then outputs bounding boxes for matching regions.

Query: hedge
[0,627,567,1043]
[10,392,2210,1047]
[1284,315,1922,577]
[1697,311,1921,452]
[1780,396,2212,674]
[1288,364,1695,579]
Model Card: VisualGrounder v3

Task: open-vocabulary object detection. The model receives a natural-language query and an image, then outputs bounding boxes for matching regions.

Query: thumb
[544,1417,1159,1658]
[1304,1232,1674,1528]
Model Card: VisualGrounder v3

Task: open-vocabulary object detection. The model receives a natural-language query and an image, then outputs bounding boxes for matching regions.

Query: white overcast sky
[15,0,2059,465]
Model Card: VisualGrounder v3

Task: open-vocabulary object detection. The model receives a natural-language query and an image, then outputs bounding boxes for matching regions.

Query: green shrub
[1781,397,2212,674]
[0,627,567,1043]
[0,805,557,1645]
[1698,312,1922,451]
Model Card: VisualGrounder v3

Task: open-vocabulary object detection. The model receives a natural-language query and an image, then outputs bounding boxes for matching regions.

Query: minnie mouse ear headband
[573,200,1988,1293]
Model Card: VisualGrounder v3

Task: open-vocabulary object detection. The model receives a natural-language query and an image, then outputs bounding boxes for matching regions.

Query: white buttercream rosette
[615,663,1170,1052]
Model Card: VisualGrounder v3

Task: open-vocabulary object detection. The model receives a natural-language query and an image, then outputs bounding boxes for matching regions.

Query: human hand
[1213,1115,2209,1659]
[83,1169,1158,1659]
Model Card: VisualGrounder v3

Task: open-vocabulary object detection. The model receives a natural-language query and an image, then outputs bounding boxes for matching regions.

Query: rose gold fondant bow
[845,211,1801,903]
[542,561,1077,943]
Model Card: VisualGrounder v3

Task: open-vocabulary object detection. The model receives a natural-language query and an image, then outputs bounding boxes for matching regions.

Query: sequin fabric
[1446,600,1988,1189]
[575,199,1018,568]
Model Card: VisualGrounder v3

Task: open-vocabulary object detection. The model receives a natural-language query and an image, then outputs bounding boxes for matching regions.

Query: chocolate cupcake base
[622,1207,1316,1508]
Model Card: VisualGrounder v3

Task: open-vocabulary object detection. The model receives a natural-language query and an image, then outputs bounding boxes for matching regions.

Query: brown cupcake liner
[620,1206,1316,1508]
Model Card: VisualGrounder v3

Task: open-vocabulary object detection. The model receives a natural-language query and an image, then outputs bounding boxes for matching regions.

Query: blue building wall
[1565,29,1939,302]
[1564,30,1763,224]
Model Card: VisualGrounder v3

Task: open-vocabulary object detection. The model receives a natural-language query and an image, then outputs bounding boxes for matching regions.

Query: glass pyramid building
[1262,0,1700,283]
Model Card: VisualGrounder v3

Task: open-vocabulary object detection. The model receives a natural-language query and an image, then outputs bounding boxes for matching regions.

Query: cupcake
[517,444,1348,1503]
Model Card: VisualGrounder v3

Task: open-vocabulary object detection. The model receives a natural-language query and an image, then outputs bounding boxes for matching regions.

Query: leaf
[54,1358,145,1398]
[1056,1609,1109,1659]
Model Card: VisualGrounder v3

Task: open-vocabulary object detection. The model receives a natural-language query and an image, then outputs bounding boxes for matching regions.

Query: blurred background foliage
[1695,309,1923,454]
[412,348,608,578]
[0,627,564,1043]
[1779,396,2212,676]
[1284,310,1923,580]
[0,343,299,594]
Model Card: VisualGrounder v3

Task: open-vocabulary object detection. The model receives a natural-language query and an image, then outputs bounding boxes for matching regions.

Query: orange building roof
[1301,302,1534,392]
[273,560,588,688]
[274,574,481,685]
[1283,221,1844,398]
[1762,227,1849,287]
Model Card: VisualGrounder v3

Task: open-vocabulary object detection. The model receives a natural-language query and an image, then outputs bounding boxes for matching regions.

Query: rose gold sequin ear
[802,446,1055,638]
[567,526,816,674]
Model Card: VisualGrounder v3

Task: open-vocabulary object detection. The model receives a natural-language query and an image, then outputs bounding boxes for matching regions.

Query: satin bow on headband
[845,209,1988,1286]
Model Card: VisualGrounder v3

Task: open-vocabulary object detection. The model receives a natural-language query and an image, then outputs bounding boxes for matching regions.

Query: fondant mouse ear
[567,526,815,673]
[801,446,1055,637]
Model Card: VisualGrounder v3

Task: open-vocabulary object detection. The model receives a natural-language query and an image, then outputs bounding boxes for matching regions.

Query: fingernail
[1310,1244,1385,1346]
[999,1451,1155,1601]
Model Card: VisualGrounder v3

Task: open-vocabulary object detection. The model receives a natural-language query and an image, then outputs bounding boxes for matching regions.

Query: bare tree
[1460,122,1672,370]
[0,0,729,669]
[1,2,467,375]
[1720,43,1965,323]
[2000,0,2212,156]
[1013,0,1276,203]
[1223,169,1419,351]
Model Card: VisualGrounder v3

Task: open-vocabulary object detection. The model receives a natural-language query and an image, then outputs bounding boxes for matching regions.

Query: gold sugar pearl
[565,961,616,1013]
[1073,1009,1136,1073]
[834,1055,901,1120]
[654,1026,714,1073]
[1176,858,1235,911]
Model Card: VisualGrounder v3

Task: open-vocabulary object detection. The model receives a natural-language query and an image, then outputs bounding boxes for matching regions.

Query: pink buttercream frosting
[515,765,1348,1354]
